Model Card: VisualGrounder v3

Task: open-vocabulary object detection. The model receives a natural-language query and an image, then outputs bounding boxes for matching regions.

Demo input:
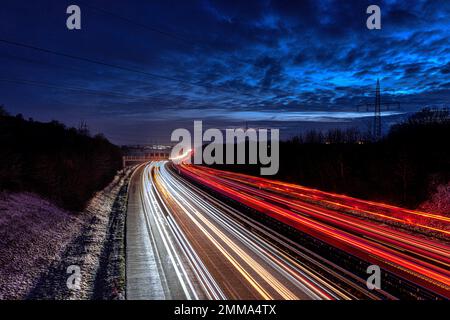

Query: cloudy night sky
[0,0,449,144]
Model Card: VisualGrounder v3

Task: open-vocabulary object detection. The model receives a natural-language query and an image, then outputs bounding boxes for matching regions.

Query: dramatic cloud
[0,0,448,143]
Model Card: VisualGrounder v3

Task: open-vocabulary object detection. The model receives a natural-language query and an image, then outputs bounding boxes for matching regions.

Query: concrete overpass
[122,152,170,167]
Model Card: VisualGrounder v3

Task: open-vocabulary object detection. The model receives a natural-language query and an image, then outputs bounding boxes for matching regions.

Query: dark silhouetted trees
[211,109,450,210]
[0,112,122,210]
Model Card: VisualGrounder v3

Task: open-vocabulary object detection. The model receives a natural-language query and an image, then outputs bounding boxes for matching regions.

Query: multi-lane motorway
[126,161,450,300]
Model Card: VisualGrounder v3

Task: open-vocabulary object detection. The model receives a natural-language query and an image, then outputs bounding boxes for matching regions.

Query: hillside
[0,108,122,210]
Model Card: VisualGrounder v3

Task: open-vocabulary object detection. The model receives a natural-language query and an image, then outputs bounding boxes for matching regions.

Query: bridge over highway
[122,153,170,167]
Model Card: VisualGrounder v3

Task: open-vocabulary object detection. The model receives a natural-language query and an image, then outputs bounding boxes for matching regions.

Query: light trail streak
[141,165,197,299]
[140,163,225,300]
[160,166,362,299]
[139,161,379,300]
[156,163,323,299]
[198,167,450,229]
[130,161,448,299]
[178,164,450,299]
[195,174,450,265]
[169,148,192,163]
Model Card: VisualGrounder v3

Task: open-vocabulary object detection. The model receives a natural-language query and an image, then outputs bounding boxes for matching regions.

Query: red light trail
[178,164,450,299]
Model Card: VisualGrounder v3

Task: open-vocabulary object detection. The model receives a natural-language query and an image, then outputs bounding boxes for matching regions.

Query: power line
[3,1,291,100]
[0,50,276,109]
[0,77,276,114]
[0,38,264,99]
[77,0,260,69]
[78,1,302,101]
[0,77,173,102]
[0,39,203,87]
[0,51,291,113]
[79,0,196,45]
[0,52,160,90]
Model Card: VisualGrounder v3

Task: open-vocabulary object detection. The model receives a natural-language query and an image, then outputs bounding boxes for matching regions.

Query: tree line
[212,108,450,209]
[0,106,123,210]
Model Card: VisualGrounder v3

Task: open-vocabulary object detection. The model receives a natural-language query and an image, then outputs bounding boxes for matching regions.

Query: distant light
[169,148,192,163]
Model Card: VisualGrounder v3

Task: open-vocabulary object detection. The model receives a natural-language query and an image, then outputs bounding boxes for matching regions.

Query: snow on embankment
[0,167,134,300]
[0,193,83,299]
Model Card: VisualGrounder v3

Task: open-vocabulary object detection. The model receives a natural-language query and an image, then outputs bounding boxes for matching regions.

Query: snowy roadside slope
[0,193,83,299]
[0,167,134,300]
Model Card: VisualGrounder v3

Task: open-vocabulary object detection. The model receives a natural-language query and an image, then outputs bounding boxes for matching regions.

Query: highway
[127,163,209,299]
[126,161,450,300]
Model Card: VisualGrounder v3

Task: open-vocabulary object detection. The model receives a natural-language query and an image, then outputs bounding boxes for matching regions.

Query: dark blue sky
[0,0,449,144]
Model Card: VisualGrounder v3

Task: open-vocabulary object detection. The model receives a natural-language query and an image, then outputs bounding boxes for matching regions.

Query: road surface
[126,161,450,299]
[180,164,450,299]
